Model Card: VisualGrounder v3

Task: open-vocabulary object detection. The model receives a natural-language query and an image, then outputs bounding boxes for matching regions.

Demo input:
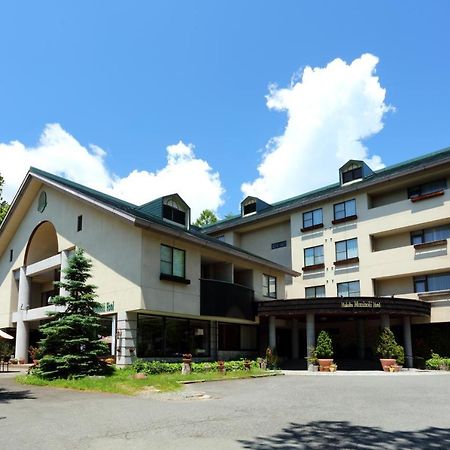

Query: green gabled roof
[202,145,450,232]
[28,167,297,274]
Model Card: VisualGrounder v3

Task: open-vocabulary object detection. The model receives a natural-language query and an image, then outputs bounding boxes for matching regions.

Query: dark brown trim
[302,263,325,272]
[258,296,430,318]
[414,239,447,250]
[160,273,191,284]
[301,223,324,233]
[334,257,360,267]
[410,190,445,202]
[332,214,358,225]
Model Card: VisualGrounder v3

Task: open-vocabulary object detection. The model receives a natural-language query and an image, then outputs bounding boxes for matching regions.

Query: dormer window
[243,200,257,216]
[342,163,363,184]
[241,196,271,217]
[339,160,373,186]
[163,197,187,226]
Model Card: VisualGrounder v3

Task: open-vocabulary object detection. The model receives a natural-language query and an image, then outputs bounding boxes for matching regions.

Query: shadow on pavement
[0,386,36,403]
[239,421,450,449]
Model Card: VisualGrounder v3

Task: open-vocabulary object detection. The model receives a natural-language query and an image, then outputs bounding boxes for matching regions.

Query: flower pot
[380,358,396,372]
[318,359,333,372]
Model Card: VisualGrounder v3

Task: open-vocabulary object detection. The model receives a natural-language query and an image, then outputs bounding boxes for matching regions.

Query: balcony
[200,278,255,321]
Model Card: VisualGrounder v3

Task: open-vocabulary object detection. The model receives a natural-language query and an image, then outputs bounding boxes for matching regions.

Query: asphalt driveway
[1,371,450,449]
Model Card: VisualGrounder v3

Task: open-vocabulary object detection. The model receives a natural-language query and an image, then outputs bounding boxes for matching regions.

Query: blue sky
[1,2,449,218]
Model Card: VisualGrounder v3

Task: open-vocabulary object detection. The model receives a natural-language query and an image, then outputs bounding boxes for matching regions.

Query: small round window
[37,191,47,213]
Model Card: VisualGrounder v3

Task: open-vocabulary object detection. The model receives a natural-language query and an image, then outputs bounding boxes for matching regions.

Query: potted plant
[376,327,399,371]
[315,330,334,371]
[305,346,319,371]
[28,346,43,365]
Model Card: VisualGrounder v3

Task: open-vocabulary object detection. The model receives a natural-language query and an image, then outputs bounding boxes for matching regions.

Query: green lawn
[16,367,275,395]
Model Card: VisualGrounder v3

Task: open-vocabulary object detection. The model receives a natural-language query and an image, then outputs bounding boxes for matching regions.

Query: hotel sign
[341,300,381,309]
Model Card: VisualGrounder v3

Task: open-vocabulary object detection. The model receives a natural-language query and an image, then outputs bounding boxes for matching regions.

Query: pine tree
[193,209,218,227]
[37,249,111,379]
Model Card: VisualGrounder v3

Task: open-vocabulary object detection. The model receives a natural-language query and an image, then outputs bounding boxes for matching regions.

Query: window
[77,215,83,232]
[342,164,363,184]
[335,238,358,261]
[302,208,323,230]
[271,240,287,250]
[414,273,450,293]
[408,179,447,199]
[333,199,356,222]
[263,274,277,298]
[9,249,13,262]
[305,285,325,298]
[160,245,186,279]
[337,281,360,297]
[137,315,210,357]
[304,245,324,267]
[410,225,450,245]
[163,198,186,225]
[243,201,257,215]
[218,323,258,351]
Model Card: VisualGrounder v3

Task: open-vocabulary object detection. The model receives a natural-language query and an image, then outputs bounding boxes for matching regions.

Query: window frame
[408,179,447,201]
[414,273,450,293]
[335,238,358,263]
[302,208,323,231]
[271,240,287,250]
[342,165,363,184]
[337,280,360,297]
[160,244,189,284]
[305,285,326,298]
[332,199,357,224]
[303,245,324,268]
[262,274,277,299]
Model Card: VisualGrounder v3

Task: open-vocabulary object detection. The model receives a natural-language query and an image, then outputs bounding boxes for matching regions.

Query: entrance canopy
[258,297,430,318]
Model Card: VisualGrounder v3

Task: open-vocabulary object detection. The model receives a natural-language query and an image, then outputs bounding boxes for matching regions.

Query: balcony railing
[200,278,255,321]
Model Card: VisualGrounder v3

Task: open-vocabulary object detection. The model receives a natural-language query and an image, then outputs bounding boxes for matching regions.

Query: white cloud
[241,53,392,202]
[0,124,224,219]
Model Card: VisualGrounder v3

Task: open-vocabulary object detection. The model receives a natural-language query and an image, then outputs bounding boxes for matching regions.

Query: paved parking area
[2,371,450,449]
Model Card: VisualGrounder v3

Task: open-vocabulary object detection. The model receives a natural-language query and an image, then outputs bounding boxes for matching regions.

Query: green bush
[376,327,398,359]
[425,353,450,370]
[394,344,405,366]
[316,331,333,358]
[132,358,258,375]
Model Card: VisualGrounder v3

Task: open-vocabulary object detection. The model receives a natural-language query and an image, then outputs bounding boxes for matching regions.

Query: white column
[306,313,315,357]
[116,311,138,367]
[15,267,31,362]
[291,319,299,359]
[380,314,390,329]
[59,249,71,297]
[357,319,365,360]
[403,316,413,368]
[268,316,276,349]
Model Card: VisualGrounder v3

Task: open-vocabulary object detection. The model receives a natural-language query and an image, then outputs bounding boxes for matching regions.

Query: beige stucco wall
[0,184,143,327]
[224,170,450,324]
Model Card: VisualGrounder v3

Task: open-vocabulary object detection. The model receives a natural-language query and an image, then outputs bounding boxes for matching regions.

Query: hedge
[132,358,259,375]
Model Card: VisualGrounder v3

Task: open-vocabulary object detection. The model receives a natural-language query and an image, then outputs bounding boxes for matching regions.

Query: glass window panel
[160,245,172,263]
[165,318,189,357]
[304,248,314,266]
[172,249,185,277]
[315,246,324,264]
[137,315,164,357]
[219,323,240,351]
[337,283,349,297]
[190,320,210,356]
[316,285,326,297]
[411,231,424,245]
[346,199,356,216]
[313,209,323,225]
[160,261,172,275]
[336,241,347,260]
[334,203,345,220]
[241,325,258,350]
[414,277,427,293]
[349,281,360,296]
[303,211,313,228]
[305,287,315,298]
[428,273,450,291]
[269,277,277,298]
[347,239,358,258]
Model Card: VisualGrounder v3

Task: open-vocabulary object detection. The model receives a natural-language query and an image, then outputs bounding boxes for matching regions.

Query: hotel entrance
[258,296,431,370]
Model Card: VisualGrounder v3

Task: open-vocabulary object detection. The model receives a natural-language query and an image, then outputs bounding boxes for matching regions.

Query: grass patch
[16,367,271,395]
